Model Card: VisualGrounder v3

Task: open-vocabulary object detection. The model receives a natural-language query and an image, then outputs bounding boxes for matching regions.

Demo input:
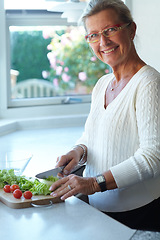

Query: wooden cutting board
[0,189,63,209]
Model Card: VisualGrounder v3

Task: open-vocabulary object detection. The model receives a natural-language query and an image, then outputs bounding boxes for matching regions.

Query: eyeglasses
[85,22,131,43]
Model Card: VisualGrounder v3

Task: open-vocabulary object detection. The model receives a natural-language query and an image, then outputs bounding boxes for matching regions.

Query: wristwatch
[96,174,107,192]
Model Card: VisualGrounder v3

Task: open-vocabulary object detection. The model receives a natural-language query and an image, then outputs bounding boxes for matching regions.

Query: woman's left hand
[49,174,100,201]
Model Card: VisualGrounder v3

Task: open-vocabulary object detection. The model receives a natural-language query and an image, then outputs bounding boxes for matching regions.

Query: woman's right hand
[55,148,82,177]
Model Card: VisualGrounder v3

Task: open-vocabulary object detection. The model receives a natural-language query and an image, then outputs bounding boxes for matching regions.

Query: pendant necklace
[110,78,123,91]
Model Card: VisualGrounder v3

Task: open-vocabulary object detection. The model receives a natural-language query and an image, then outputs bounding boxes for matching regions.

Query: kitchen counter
[0,127,160,240]
[0,196,135,240]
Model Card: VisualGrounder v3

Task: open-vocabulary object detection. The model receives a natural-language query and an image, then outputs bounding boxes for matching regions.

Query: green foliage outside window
[42,26,110,95]
[10,30,51,82]
[10,26,110,95]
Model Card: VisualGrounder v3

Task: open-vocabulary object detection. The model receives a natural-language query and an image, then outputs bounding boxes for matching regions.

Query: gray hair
[81,0,133,28]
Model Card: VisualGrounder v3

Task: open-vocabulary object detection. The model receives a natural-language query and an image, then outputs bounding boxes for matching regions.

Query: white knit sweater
[76,65,160,212]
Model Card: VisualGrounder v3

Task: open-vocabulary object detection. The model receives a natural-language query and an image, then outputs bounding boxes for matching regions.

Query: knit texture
[76,65,160,211]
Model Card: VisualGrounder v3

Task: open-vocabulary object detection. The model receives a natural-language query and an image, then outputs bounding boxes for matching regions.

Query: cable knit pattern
[76,65,160,212]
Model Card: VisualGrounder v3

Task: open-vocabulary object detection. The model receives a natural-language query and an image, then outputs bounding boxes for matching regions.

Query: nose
[99,33,110,46]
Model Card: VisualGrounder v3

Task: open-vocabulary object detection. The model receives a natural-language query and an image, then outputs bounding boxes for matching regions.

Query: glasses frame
[85,22,131,43]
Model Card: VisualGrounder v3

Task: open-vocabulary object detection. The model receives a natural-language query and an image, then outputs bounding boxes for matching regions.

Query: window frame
[5,9,91,110]
[0,0,130,120]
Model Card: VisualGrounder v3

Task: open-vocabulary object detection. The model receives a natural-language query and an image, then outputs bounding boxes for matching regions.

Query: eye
[85,32,99,42]
[104,27,118,36]
[89,33,99,39]
[109,27,117,32]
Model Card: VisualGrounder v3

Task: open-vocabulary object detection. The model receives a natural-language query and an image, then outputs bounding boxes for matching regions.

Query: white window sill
[0,114,87,136]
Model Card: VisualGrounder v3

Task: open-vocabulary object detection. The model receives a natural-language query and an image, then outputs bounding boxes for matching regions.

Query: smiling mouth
[102,46,118,54]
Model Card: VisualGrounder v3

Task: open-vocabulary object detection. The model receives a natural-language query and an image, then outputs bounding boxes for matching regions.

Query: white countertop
[0,127,136,240]
[0,196,135,240]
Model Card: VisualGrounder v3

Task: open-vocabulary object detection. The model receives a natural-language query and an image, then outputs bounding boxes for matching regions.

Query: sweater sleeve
[110,74,160,188]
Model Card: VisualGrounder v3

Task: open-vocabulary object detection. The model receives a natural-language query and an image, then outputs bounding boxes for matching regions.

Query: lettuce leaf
[0,169,58,195]
[29,180,51,195]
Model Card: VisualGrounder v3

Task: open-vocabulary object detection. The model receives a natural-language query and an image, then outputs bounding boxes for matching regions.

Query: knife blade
[35,164,84,179]
[35,166,65,179]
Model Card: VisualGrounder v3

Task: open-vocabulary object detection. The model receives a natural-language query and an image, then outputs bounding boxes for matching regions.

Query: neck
[112,51,146,82]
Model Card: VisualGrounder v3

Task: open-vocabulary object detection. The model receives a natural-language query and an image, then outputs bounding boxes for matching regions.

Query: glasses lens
[103,27,118,37]
[85,23,130,43]
[86,33,100,43]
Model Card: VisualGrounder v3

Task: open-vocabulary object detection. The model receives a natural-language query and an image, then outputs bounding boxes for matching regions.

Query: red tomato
[10,184,20,193]
[3,185,11,193]
[13,189,22,199]
[23,191,32,199]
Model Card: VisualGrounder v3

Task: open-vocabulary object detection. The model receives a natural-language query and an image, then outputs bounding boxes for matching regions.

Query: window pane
[10,25,110,99]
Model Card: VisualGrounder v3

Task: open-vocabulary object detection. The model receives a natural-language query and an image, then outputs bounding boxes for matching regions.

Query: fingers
[50,175,97,201]
[62,160,75,175]
[51,184,75,201]
[56,151,79,176]
[50,175,77,201]
[49,177,68,191]
[55,155,65,167]
[55,155,70,176]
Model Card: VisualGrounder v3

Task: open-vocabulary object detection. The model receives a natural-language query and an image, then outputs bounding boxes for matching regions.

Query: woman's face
[85,9,135,69]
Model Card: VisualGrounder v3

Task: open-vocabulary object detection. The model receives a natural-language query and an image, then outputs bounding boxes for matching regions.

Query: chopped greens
[29,181,51,196]
[0,169,58,195]
[45,175,58,182]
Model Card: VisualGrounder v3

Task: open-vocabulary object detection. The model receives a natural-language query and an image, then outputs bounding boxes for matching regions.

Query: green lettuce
[29,180,51,195]
[0,169,58,195]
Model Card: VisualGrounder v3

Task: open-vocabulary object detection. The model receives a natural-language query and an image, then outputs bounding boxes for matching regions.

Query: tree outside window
[10,26,110,98]
[42,26,110,96]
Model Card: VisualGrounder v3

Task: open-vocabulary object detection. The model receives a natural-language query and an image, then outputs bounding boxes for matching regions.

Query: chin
[102,56,121,68]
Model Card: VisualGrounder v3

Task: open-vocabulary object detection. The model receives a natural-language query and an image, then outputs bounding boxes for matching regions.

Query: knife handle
[59,163,68,173]
[60,165,66,172]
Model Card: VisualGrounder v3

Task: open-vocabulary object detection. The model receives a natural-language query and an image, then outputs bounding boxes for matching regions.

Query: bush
[10,26,110,95]
[43,26,110,95]
[11,30,51,82]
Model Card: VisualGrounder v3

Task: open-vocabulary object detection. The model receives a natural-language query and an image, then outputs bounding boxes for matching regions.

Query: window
[6,7,109,108]
[1,0,113,120]
[10,25,90,98]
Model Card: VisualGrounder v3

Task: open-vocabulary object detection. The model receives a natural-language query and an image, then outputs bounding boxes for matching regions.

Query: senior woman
[50,0,160,231]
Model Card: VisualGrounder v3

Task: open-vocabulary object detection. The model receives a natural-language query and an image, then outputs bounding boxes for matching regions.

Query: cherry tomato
[23,191,32,199]
[13,189,22,199]
[3,185,11,193]
[10,184,20,193]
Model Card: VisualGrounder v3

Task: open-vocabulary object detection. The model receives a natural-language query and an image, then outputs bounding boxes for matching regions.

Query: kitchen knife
[35,166,65,179]
[35,164,84,179]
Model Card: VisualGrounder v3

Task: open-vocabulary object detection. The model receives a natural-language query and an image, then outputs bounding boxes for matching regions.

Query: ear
[130,22,136,40]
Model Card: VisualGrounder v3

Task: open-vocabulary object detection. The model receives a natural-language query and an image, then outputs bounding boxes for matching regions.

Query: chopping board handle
[31,200,53,208]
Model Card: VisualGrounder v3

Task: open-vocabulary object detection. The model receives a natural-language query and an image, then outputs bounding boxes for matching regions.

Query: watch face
[99,176,104,182]
[96,174,106,192]
[97,175,104,183]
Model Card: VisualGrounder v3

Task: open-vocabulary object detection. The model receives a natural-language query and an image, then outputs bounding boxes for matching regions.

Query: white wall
[0,0,8,117]
[131,0,160,72]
